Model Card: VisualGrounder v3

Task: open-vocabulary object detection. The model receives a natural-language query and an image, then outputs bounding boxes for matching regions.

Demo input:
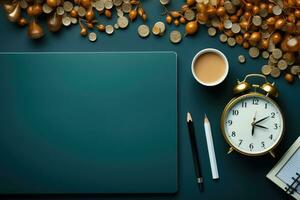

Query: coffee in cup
[191,48,229,86]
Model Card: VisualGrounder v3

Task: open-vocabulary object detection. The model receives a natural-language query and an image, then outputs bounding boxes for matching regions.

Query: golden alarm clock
[221,74,285,157]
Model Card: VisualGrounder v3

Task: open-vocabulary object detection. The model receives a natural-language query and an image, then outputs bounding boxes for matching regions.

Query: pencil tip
[187,112,192,122]
[204,114,208,122]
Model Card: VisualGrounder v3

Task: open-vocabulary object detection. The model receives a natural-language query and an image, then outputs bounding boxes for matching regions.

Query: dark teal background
[0,0,299,199]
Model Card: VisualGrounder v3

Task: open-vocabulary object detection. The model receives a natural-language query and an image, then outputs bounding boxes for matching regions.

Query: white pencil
[204,114,219,180]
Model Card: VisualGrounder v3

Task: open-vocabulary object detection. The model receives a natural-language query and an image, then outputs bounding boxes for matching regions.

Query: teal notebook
[0,52,177,194]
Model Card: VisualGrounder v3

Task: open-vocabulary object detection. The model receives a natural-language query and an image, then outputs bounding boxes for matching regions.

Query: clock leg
[269,150,276,158]
[227,147,234,154]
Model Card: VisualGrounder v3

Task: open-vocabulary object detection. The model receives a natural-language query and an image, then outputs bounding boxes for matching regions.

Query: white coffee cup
[191,48,229,86]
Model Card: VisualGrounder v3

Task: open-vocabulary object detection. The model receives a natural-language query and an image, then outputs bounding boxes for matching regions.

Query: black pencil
[187,112,204,191]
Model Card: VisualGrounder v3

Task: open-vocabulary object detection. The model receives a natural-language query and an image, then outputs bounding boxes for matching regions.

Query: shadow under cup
[191,48,229,87]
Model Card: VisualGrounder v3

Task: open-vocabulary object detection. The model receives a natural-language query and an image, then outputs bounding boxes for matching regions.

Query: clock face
[222,93,284,155]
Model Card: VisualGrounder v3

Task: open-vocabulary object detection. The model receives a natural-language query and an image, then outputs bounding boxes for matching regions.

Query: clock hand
[254,124,269,129]
[253,111,257,122]
[251,111,257,136]
[254,116,270,125]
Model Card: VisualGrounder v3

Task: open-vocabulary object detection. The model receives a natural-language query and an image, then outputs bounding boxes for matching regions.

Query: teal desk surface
[0,0,299,199]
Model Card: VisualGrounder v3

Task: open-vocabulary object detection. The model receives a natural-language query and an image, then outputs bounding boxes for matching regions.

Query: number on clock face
[223,95,284,155]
